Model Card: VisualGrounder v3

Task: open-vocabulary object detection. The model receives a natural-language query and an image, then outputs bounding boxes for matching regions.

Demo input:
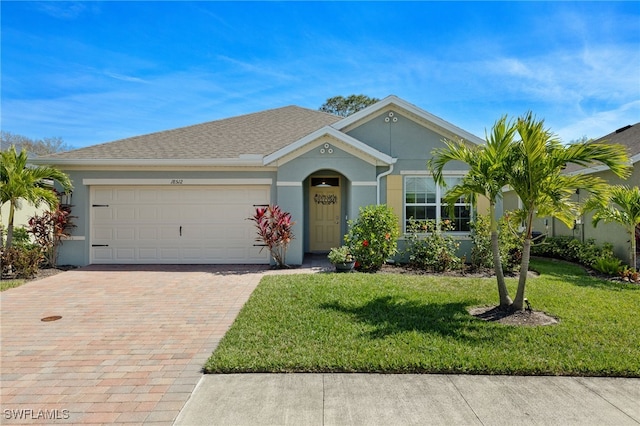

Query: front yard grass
[0,279,26,292]
[205,259,640,376]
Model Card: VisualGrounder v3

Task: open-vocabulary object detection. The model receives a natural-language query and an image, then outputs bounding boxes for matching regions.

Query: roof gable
[333,95,484,145]
[263,126,396,166]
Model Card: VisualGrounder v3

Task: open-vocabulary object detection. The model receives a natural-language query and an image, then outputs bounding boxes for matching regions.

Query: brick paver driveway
[1,265,265,425]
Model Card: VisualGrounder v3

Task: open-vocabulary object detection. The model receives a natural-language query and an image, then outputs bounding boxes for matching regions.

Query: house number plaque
[314,194,337,205]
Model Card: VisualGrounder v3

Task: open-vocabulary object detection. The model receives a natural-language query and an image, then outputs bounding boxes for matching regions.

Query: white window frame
[403,174,472,234]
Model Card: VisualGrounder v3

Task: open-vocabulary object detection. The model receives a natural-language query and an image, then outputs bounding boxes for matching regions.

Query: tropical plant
[584,185,640,268]
[0,146,73,247]
[404,219,462,272]
[592,257,623,276]
[504,112,631,310]
[344,204,399,272]
[248,205,295,268]
[429,116,516,308]
[28,204,76,268]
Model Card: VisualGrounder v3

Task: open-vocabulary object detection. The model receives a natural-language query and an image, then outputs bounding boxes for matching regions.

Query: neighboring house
[32,95,484,266]
[503,122,640,264]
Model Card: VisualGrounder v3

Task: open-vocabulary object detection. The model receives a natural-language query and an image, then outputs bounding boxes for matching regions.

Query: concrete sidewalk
[175,373,640,425]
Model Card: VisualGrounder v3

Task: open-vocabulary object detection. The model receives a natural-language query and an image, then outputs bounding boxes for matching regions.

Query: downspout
[376,163,395,205]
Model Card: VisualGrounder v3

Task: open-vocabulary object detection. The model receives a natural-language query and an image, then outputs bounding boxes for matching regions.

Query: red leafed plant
[248,205,295,268]
[28,204,76,268]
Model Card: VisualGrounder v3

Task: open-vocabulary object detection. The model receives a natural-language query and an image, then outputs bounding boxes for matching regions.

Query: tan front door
[310,184,341,252]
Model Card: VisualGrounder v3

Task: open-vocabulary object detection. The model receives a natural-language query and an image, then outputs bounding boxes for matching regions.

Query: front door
[310,179,341,252]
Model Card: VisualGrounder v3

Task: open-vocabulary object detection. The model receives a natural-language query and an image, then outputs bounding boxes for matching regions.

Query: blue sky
[2,1,639,150]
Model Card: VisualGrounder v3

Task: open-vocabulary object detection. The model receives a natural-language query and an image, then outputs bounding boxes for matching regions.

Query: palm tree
[505,112,631,311]
[584,185,640,269]
[1,146,73,247]
[429,116,516,309]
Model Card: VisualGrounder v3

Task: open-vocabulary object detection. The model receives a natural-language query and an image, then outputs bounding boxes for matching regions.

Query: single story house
[503,122,640,265]
[34,95,485,266]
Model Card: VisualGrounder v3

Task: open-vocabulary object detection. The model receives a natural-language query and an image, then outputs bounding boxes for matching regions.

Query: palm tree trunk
[630,225,637,270]
[490,203,512,308]
[6,201,16,247]
[512,211,535,312]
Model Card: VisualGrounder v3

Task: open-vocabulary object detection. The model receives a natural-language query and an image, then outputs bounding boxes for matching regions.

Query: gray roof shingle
[42,106,342,160]
[563,122,640,173]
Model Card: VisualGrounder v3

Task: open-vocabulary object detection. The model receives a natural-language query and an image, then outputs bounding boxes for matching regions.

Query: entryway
[309,176,342,252]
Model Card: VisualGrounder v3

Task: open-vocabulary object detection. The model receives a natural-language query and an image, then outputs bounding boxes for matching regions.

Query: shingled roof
[40,106,341,161]
[563,122,640,174]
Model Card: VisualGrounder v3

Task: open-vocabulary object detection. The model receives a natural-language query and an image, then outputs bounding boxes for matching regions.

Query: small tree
[505,112,631,311]
[248,205,295,268]
[319,95,379,117]
[344,204,399,272]
[1,146,73,247]
[429,116,516,308]
[584,185,640,268]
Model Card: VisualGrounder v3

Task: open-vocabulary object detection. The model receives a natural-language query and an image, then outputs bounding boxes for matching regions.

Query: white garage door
[90,185,270,264]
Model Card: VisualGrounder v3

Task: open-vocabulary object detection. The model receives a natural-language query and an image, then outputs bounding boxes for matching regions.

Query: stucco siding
[346,109,464,163]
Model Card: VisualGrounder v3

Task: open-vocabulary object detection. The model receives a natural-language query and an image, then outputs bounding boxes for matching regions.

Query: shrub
[403,219,462,272]
[531,236,616,268]
[327,246,354,264]
[248,205,295,268]
[344,204,399,272]
[11,226,38,250]
[28,205,76,268]
[1,246,42,278]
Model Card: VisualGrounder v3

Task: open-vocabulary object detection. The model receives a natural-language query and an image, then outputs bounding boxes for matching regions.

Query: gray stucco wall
[276,142,379,263]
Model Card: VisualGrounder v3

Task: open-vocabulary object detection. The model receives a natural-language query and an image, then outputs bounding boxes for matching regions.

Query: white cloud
[555,100,640,142]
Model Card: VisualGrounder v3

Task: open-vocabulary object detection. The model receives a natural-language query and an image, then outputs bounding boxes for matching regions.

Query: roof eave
[29,157,266,168]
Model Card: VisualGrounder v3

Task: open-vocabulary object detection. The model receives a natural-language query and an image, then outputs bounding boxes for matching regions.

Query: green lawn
[0,279,26,292]
[205,259,640,376]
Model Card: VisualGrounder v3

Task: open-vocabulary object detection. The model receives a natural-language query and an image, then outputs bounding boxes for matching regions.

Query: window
[404,176,471,232]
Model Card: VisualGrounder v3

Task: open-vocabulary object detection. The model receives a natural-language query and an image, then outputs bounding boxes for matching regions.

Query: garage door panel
[138,206,158,221]
[94,227,113,241]
[138,189,158,202]
[93,188,115,203]
[115,207,135,221]
[115,248,135,261]
[93,247,113,261]
[159,191,182,203]
[91,185,270,264]
[115,228,135,240]
[115,189,136,203]
[94,208,114,222]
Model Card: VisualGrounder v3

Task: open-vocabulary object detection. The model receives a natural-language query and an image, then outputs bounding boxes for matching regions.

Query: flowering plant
[248,205,295,268]
[327,245,354,264]
[344,204,399,272]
